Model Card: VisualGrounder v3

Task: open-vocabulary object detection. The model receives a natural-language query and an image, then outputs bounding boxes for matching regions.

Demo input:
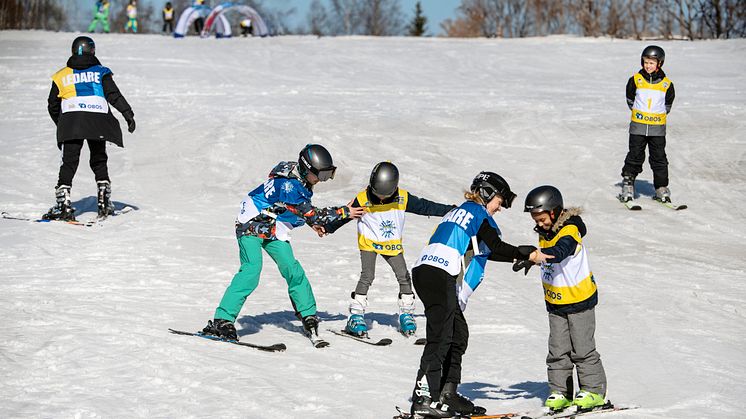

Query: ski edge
[616,196,641,211]
[394,405,522,419]
[168,328,287,352]
[328,329,393,346]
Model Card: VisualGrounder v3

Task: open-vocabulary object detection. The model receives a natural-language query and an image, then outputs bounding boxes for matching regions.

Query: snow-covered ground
[1,31,745,418]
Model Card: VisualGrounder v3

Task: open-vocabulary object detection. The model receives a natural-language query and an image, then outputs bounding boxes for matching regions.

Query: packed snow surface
[1,31,745,418]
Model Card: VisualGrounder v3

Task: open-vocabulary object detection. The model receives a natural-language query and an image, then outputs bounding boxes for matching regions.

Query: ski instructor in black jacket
[45,36,135,221]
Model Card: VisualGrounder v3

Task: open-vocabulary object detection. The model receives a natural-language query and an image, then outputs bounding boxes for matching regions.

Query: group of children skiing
[87,1,178,35]
[45,36,676,418]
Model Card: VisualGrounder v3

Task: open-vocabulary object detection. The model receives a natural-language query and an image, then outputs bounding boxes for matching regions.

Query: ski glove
[512,260,535,276]
[123,110,136,133]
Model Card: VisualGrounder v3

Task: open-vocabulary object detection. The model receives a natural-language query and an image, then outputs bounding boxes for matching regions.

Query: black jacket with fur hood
[536,208,598,315]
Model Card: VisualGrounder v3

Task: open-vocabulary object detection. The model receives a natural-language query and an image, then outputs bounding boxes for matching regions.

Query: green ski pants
[214,235,317,322]
[88,16,110,33]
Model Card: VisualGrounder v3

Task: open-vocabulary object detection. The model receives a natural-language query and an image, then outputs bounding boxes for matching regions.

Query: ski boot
[302,314,321,337]
[202,319,238,341]
[42,185,76,221]
[439,382,486,415]
[572,390,605,409]
[545,391,572,411]
[619,175,635,202]
[97,180,114,217]
[345,314,367,337]
[411,396,455,419]
[398,293,417,336]
[411,375,455,418]
[345,293,368,337]
[654,186,671,203]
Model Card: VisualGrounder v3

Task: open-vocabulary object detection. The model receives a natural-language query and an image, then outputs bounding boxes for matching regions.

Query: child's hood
[552,207,586,236]
[536,207,586,241]
[269,161,303,182]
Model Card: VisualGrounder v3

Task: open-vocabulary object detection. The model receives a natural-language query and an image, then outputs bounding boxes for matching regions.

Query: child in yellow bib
[522,186,607,412]
[323,162,453,338]
[620,45,676,204]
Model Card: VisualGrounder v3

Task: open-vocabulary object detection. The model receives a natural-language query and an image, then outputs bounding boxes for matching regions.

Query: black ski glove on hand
[123,110,136,133]
[512,259,535,276]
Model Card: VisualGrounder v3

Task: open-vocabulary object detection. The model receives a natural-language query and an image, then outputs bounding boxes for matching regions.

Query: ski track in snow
[1,31,745,418]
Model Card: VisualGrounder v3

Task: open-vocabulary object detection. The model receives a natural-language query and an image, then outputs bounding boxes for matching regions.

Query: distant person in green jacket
[88,0,111,33]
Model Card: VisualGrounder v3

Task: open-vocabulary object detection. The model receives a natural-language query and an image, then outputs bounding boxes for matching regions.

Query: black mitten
[123,110,136,133]
[512,260,535,276]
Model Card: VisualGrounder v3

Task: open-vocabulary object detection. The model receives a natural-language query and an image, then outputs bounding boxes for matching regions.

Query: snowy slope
[1,31,745,418]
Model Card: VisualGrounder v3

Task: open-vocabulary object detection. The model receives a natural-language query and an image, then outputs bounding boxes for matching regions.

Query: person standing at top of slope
[202,144,366,344]
[45,36,136,221]
[408,172,552,418]
[519,186,607,412]
[321,161,454,339]
[162,2,175,34]
[87,0,110,33]
[619,45,676,204]
[125,0,138,33]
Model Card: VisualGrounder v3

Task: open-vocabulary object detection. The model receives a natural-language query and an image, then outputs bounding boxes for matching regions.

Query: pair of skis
[394,402,638,419]
[617,195,687,211]
[1,206,134,227]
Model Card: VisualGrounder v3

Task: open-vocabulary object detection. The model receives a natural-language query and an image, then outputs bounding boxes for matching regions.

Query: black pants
[163,20,173,33]
[57,140,109,187]
[621,134,668,188]
[194,18,204,34]
[412,264,469,401]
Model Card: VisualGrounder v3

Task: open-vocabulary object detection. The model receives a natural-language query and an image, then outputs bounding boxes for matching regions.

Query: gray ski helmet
[369,161,399,198]
[298,144,336,182]
[641,45,665,68]
[470,171,516,209]
[524,185,563,217]
[72,36,95,56]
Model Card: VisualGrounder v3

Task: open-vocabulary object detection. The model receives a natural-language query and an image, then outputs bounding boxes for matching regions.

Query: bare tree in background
[700,0,746,38]
[328,0,364,35]
[360,0,404,35]
[441,0,487,37]
[1,0,67,30]
[308,0,328,36]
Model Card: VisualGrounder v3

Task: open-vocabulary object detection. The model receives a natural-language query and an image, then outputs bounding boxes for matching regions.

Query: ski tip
[376,338,393,346]
[414,338,427,345]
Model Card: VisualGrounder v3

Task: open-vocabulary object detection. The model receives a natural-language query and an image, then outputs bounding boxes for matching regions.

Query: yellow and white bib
[630,73,672,126]
[539,225,596,305]
[356,188,408,256]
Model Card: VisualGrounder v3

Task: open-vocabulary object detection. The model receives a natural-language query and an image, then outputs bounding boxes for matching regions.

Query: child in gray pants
[522,185,607,411]
[322,162,453,337]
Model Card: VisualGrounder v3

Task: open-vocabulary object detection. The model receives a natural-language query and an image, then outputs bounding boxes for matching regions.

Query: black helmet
[470,171,516,209]
[524,185,563,217]
[369,161,399,199]
[298,144,336,182]
[641,45,665,68]
[71,36,95,56]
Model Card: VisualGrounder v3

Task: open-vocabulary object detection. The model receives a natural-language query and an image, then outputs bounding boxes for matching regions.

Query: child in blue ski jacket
[408,171,551,418]
[202,144,365,343]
